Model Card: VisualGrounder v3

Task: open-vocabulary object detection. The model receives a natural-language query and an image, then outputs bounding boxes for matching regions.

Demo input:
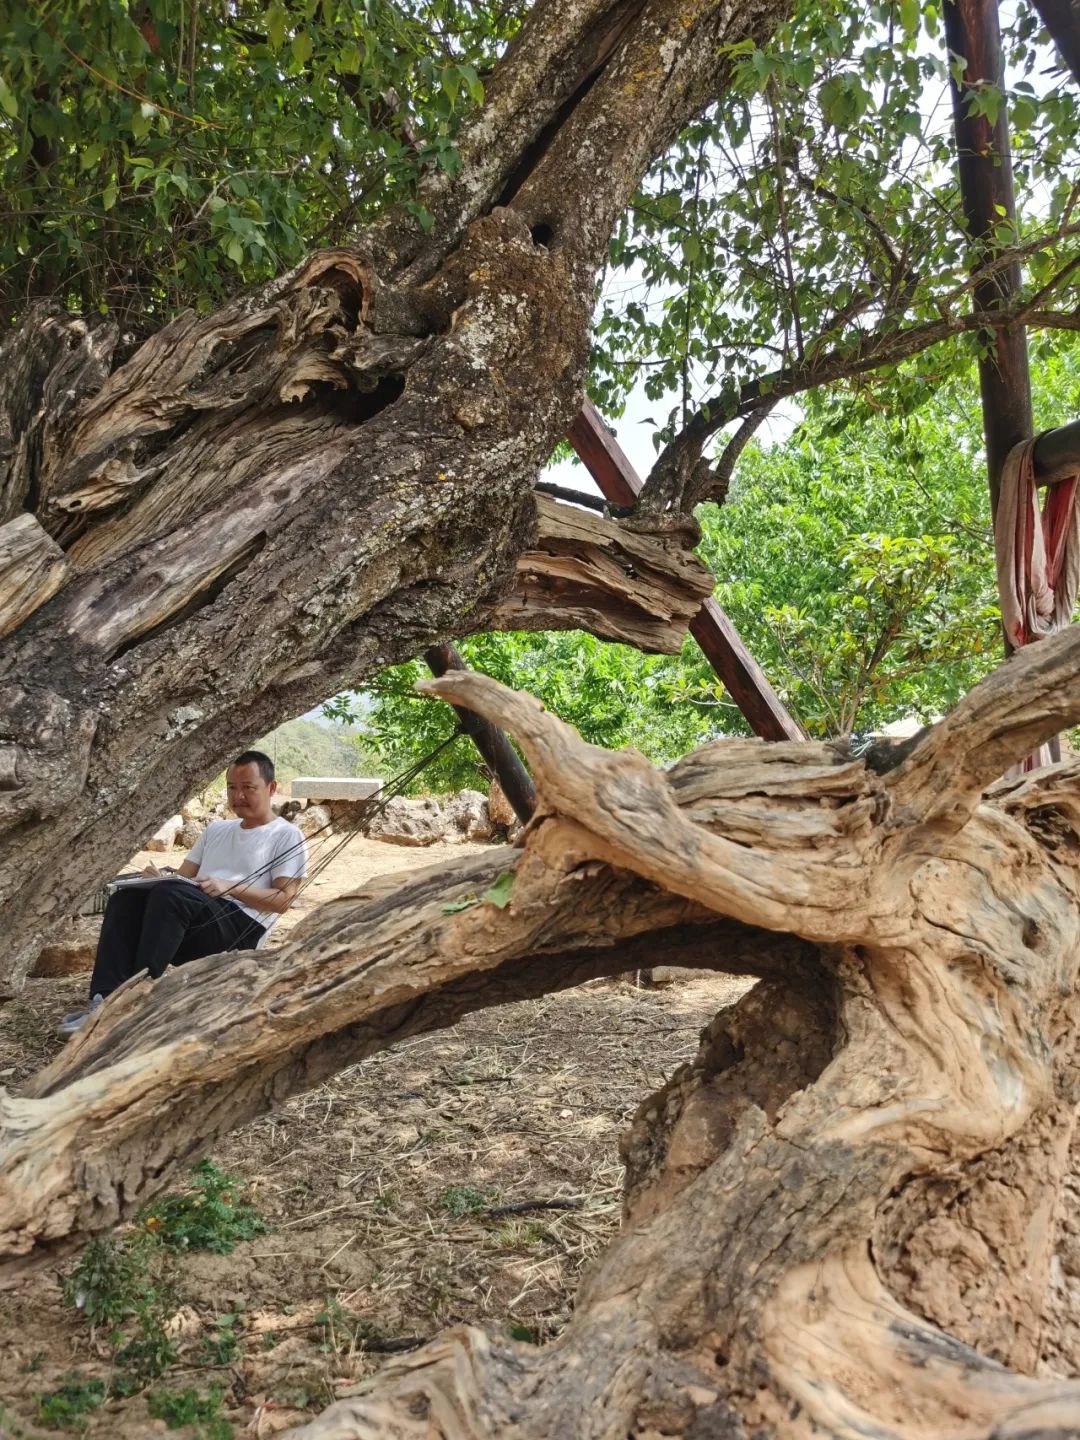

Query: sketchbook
[110,872,198,890]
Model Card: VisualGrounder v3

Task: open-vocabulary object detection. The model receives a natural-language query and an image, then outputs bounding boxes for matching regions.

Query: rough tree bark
[5,627,1080,1434]
[0,0,789,990]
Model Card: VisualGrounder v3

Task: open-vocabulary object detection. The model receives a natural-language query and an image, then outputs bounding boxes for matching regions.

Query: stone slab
[291,776,382,801]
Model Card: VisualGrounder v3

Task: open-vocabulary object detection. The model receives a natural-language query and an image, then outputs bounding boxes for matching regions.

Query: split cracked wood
[5,627,1080,1434]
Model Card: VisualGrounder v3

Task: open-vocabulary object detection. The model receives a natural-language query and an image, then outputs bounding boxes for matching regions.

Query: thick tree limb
[0,0,793,991]
[884,622,1080,831]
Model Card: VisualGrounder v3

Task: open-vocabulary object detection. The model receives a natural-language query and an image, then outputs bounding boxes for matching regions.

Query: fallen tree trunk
[5,628,1080,1434]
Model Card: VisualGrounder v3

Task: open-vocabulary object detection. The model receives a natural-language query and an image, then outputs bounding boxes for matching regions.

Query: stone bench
[290,776,382,802]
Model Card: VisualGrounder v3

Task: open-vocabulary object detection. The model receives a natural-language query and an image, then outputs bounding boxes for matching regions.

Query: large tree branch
[0,838,798,1277]
[419,671,878,938]
[5,662,1080,1436]
[885,623,1080,832]
[0,0,795,992]
[638,285,1080,516]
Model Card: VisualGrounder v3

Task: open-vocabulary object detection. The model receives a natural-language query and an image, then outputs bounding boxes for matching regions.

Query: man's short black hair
[230,750,275,783]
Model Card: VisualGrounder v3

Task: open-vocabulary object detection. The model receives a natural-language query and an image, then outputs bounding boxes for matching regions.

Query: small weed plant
[60,1158,267,1396]
[146,1385,232,1439]
[437,1183,489,1216]
[314,1297,386,1354]
[139,1159,266,1254]
[35,1375,106,1431]
[62,1234,177,1383]
[199,1310,244,1365]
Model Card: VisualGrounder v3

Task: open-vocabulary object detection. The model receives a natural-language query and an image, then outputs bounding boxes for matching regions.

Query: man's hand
[198,876,231,898]
[140,864,163,878]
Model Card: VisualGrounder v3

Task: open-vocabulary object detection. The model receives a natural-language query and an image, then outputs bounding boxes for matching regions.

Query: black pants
[89,879,266,1000]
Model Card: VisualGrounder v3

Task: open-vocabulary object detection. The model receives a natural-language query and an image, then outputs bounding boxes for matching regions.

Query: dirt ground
[0,834,750,1438]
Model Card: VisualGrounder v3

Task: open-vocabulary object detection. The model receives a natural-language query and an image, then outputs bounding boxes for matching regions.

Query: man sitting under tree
[59,752,308,1035]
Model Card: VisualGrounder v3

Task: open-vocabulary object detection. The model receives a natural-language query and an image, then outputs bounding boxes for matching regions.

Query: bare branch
[418,670,878,939]
[885,624,1080,832]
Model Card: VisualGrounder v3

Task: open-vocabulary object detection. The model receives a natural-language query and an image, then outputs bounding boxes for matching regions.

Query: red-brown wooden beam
[566,400,805,742]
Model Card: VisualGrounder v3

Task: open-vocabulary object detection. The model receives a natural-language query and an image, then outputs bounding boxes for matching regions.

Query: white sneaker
[57,993,104,1037]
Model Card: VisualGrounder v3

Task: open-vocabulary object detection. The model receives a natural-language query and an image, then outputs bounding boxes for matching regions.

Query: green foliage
[594,1,1080,437]
[198,1311,244,1366]
[483,870,515,908]
[327,630,717,792]
[0,0,514,331]
[343,343,1080,750]
[694,378,1000,736]
[508,1322,540,1343]
[35,1376,106,1431]
[62,1234,156,1329]
[60,1160,267,1398]
[62,1234,177,1384]
[146,1385,232,1440]
[438,1183,490,1215]
[138,1159,266,1254]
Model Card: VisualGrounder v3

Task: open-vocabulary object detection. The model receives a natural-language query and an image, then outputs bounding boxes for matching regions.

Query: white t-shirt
[186,817,307,930]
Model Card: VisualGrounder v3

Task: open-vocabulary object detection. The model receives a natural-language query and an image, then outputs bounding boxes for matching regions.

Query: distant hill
[254,717,379,784]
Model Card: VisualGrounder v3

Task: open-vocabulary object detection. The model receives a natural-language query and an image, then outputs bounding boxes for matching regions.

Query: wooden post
[944,0,1066,763]
[1031,0,1080,87]
[566,400,805,742]
[424,644,538,823]
[944,0,1034,514]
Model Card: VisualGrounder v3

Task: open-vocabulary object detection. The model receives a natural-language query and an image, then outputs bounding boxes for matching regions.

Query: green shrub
[62,1235,176,1385]
[139,1159,265,1254]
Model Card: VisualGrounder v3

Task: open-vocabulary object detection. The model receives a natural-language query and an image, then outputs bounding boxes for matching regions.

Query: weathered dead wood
[0,513,68,639]
[491,492,715,650]
[5,633,1080,1435]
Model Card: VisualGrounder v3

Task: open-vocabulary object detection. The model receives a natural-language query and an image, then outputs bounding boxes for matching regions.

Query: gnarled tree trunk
[5,628,1080,1435]
[0,0,788,989]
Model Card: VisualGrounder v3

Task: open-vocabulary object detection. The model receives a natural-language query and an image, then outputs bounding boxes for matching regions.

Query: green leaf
[458,63,484,105]
[482,871,515,909]
[267,6,287,50]
[291,30,313,66]
[442,894,479,914]
[682,233,703,265]
[0,76,17,118]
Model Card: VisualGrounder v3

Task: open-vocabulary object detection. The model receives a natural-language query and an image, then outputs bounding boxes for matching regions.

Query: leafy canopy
[595,0,1080,454]
[1,0,513,330]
